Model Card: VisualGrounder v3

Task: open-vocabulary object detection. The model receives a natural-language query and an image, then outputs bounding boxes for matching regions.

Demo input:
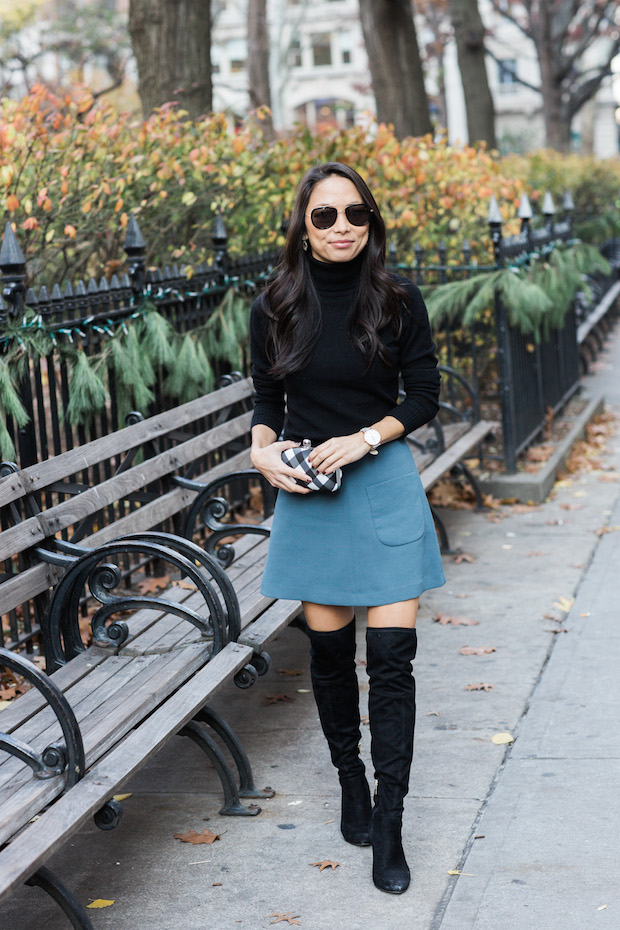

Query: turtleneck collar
[308,249,365,293]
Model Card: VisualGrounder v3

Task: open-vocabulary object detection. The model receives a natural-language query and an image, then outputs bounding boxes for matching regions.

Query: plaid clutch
[281,440,342,492]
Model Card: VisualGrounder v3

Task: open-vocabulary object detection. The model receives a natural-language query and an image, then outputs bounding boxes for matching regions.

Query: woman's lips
[330,240,353,247]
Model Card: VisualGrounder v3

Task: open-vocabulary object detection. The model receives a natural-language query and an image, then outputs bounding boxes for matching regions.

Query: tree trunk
[537,39,571,152]
[358,0,432,139]
[247,0,275,139]
[447,0,496,148]
[128,0,212,119]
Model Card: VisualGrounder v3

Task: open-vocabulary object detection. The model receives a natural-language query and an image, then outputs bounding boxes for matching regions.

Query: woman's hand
[251,439,312,494]
[308,433,370,473]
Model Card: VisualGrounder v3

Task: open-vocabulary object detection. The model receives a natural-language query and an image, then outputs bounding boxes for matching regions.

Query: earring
[302,237,308,252]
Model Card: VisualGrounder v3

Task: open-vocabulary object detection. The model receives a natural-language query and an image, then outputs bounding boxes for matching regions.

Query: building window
[289,37,302,68]
[497,59,517,93]
[311,34,332,67]
[339,31,352,66]
[227,38,247,73]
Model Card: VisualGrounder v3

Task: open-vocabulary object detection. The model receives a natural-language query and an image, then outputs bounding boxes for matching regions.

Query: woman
[249,162,445,894]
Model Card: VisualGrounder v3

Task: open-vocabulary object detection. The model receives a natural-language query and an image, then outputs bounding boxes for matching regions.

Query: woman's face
[304,175,370,264]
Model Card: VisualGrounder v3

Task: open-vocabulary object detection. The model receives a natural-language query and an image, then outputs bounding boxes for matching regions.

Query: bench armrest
[0,648,85,789]
[43,532,241,672]
[174,469,273,567]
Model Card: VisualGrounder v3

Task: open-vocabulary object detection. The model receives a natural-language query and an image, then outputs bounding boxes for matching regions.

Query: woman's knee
[303,602,355,631]
[367,598,419,629]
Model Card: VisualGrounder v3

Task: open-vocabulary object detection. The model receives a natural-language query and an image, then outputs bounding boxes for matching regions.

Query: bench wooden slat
[238,599,303,651]
[577,280,620,343]
[0,651,109,734]
[0,641,254,902]
[0,473,26,509]
[0,642,216,846]
[15,379,253,491]
[32,413,253,547]
[420,420,497,491]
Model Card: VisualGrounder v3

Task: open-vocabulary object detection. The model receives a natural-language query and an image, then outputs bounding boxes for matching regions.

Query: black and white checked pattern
[281,443,342,492]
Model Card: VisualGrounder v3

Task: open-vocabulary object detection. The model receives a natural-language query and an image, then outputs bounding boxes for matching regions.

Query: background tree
[488,0,620,152]
[358,0,432,139]
[247,0,275,139]
[416,0,452,131]
[128,0,212,118]
[447,0,497,148]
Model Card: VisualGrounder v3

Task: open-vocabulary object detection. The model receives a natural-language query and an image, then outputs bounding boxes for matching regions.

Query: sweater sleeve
[249,294,286,436]
[385,280,441,434]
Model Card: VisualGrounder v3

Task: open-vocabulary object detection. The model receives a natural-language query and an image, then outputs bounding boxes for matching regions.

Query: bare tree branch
[485,45,541,94]
[488,0,532,40]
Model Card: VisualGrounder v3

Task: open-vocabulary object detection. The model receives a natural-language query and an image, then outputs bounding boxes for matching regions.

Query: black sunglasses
[307,203,372,230]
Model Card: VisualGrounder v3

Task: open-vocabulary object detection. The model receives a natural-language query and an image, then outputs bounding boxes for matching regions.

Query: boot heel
[370,808,410,893]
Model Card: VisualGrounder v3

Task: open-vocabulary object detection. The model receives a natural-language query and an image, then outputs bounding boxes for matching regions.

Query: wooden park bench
[0,368,495,926]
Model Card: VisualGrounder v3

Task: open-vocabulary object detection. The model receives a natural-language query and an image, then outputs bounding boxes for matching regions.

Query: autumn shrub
[503,150,620,242]
[2,85,619,287]
[0,85,527,282]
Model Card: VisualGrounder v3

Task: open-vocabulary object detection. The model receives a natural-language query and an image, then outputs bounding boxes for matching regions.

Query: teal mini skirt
[260,438,446,607]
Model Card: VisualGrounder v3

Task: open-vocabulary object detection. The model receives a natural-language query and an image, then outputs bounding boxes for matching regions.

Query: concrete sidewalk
[4,326,620,930]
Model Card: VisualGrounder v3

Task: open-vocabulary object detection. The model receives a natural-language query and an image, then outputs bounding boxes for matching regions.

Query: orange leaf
[263,693,295,705]
[268,914,301,926]
[434,613,479,626]
[136,574,170,595]
[6,194,19,211]
[174,828,223,845]
[460,646,496,656]
[310,859,340,871]
[465,682,494,692]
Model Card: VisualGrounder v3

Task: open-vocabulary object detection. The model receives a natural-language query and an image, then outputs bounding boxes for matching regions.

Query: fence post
[542,191,555,237]
[489,197,517,474]
[211,213,229,276]
[124,214,146,298]
[519,192,533,252]
[0,223,38,466]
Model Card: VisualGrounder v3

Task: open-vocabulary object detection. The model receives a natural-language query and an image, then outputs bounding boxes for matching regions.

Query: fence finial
[124,214,146,296]
[0,222,26,319]
[562,191,574,213]
[518,193,532,221]
[0,222,26,270]
[487,195,503,225]
[124,214,146,252]
[542,191,555,216]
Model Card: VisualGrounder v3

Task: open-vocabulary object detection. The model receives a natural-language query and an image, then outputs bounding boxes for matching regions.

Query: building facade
[212,0,619,155]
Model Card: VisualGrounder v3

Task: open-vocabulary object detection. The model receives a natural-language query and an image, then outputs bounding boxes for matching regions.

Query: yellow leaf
[553,596,574,613]
[181,190,197,206]
[0,700,12,711]
[87,899,115,909]
[447,869,475,875]
[491,732,514,745]
[45,228,55,242]
[555,478,573,488]
[113,793,132,801]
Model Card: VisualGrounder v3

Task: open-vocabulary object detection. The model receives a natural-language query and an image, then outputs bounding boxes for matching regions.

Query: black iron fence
[1,194,618,479]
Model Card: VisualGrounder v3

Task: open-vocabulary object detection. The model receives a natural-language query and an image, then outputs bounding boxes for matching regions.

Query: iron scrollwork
[44,532,242,672]
[180,470,271,568]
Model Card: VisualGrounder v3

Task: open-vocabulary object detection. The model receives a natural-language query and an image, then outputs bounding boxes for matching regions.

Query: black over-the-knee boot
[307,618,371,846]
[366,626,417,893]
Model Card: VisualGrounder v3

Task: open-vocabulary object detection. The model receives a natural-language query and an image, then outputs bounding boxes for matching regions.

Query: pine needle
[65,351,108,427]
[0,360,30,427]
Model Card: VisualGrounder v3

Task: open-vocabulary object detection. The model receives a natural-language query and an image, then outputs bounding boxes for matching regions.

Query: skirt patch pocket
[366,473,425,547]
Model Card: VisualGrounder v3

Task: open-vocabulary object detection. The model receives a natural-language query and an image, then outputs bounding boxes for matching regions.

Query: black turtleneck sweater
[249,252,440,444]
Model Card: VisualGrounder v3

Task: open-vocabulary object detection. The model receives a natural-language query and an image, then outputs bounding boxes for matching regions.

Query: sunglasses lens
[346,204,371,226]
[311,207,338,229]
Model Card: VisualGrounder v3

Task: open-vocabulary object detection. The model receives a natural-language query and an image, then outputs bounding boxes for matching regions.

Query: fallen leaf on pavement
[174,828,223,845]
[268,913,301,925]
[277,668,303,676]
[527,550,544,557]
[113,793,132,802]
[87,900,115,909]
[491,732,514,745]
[311,860,340,871]
[426,710,441,716]
[452,553,475,564]
[447,870,475,876]
[263,693,295,705]
[560,503,581,511]
[136,574,170,595]
[434,613,479,627]
[553,596,574,613]
[361,715,370,725]
[510,503,540,514]
[465,683,494,692]
[595,525,620,536]
[460,646,496,656]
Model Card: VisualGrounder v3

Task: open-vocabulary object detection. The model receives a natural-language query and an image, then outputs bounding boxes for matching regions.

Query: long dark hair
[262,162,407,378]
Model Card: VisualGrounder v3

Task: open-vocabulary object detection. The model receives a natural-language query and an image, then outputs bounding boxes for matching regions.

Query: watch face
[365,428,381,446]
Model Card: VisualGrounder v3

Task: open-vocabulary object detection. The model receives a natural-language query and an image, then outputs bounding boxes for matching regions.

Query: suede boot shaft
[307,618,371,845]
